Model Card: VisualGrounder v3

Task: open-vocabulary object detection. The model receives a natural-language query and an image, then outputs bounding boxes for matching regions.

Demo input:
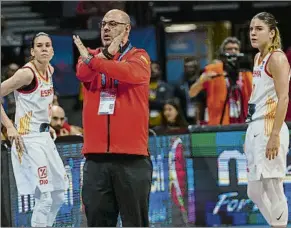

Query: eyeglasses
[99,20,128,29]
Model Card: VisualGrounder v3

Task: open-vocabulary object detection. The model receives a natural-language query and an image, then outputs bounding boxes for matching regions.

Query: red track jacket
[76,45,151,156]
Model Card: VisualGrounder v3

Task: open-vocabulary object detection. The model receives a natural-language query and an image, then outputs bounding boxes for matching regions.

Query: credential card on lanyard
[98,89,117,115]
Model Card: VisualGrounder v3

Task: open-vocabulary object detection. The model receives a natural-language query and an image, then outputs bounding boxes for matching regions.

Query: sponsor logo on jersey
[38,166,49,185]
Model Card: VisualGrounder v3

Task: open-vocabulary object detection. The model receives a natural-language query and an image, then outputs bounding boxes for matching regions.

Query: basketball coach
[73,9,153,227]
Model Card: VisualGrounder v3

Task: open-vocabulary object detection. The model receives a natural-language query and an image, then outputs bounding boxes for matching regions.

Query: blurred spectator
[76,1,126,29]
[1,63,19,119]
[175,57,205,125]
[76,1,125,15]
[5,63,19,80]
[50,105,83,137]
[76,1,99,16]
[149,61,174,128]
[189,37,253,125]
[1,15,22,46]
[154,98,188,133]
[23,47,32,64]
[1,16,22,66]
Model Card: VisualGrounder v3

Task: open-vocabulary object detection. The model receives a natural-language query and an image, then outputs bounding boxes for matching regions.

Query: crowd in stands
[2,2,291,141]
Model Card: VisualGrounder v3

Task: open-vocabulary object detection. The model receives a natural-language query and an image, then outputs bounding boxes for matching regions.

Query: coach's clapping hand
[73,31,126,60]
[73,35,90,59]
[96,30,127,59]
[107,30,127,55]
[7,125,24,153]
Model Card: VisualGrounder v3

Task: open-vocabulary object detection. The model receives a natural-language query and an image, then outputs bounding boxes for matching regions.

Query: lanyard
[101,43,133,87]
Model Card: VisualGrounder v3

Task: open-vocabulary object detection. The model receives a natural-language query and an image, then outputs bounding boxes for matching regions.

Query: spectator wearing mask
[149,61,174,128]
[175,57,206,125]
[154,98,188,133]
[189,37,253,125]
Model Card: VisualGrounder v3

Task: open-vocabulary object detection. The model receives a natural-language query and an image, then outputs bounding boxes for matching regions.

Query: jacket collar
[119,40,130,53]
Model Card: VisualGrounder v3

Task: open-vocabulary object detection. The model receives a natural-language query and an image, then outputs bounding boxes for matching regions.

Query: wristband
[102,48,114,60]
[82,54,93,65]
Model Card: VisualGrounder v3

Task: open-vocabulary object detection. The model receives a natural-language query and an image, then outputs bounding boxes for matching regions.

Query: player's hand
[73,35,90,58]
[107,30,127,55]
[49,126,57,141]
[6,126,24,153]
[266,134,280,160]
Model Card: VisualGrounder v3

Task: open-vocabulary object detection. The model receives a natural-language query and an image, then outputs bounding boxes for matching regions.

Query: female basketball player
[245,12,290,227]
[1,32,68,227]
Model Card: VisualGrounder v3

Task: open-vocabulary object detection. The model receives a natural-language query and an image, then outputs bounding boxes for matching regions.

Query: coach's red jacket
[76,43,151,156]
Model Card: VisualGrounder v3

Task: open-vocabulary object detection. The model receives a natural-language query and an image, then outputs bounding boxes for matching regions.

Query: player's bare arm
[266,52,290,160]
[269,52,290,136]
[1,68,33,151]
[1,68,34,97]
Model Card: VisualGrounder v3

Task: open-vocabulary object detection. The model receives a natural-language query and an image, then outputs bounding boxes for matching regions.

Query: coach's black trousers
[82,154,153,227]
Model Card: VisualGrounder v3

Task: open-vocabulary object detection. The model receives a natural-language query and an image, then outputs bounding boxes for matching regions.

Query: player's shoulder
[18,63,35,77]
[8,63,35,84]
[269,49,288,62]
[267,50,289,69]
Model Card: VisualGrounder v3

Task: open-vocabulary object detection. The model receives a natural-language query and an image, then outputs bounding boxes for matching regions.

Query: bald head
[51,105,65,131]
[52,105,65,115]
[104,9,130,24]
